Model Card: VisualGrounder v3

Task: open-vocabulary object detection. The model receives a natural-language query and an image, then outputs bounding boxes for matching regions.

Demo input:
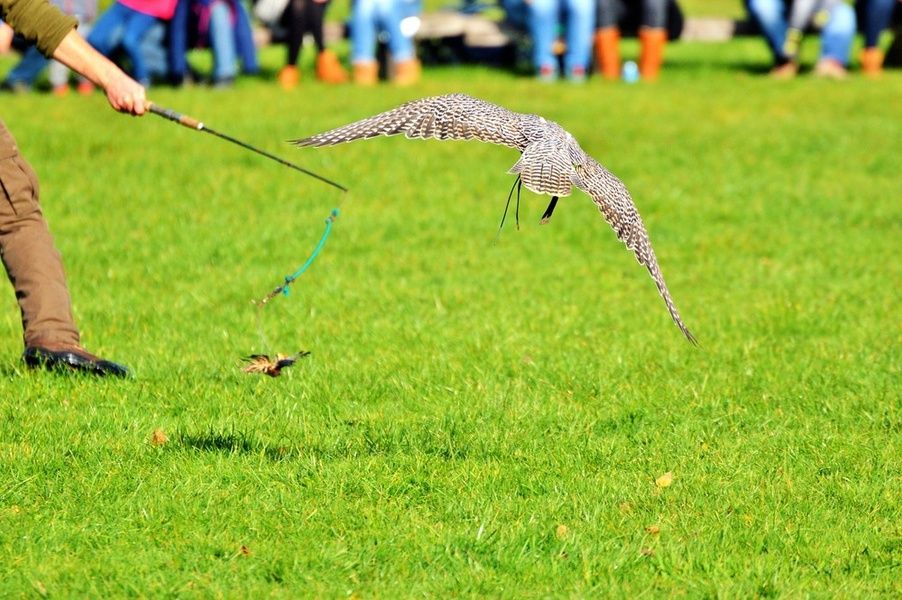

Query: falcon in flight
[293,94,696,343]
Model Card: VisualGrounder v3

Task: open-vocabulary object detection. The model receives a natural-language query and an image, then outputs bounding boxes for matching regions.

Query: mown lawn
[0,38,899,597]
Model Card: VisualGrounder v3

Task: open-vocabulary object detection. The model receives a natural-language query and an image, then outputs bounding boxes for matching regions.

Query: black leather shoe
[23,345,130,378]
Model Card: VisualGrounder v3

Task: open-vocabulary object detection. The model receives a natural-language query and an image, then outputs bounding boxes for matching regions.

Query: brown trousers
[0,120,79,348]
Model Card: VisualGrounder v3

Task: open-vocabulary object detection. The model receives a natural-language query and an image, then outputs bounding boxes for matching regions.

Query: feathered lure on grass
[241,352,310,377]
[293,94,696,343]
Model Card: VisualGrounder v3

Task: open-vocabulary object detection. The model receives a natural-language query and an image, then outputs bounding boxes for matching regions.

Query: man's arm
[0,22,13,54]
[52,29,147,115]
[2,0,146,115]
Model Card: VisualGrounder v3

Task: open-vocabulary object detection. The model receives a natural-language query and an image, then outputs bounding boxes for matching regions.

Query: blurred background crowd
[0,0,899,94]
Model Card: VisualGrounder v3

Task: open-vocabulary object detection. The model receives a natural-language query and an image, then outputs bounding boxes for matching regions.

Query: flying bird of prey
[293,94,696,343]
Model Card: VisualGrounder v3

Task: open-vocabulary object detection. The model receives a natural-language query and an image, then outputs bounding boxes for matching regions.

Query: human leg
[529,0,559,79]
[860,0,895,74]
[120,10,158,85]
[312,0,349,83]
[818,1,855,68]
[233,0,259,74]
[745,0,790,65]
[87,2,129,56]
[0,122,128,376]
[3,46,49,89]
[563,0,594,79]
[308,0,328,52]
[208,0,238,84]
[286,0,306,66]
[378,0,419,84]
[350,0,379,82]
[0,122,79,348]
[863,0,895,47]
[167,0,190,85]
[639,0,668,80]
[278,0,306,87]
[376,0,414,61]
[642,0,668,28]
[351,0,378,63]
[594,0,621,79]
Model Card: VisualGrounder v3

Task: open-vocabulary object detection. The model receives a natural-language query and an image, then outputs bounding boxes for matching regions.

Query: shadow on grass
[176,429,289,461]
[171,412,647,464]
[171,419,483,463]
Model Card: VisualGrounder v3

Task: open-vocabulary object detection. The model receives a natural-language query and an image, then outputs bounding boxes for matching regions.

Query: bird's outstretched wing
[574,161,697,344]
[292,93,532,151]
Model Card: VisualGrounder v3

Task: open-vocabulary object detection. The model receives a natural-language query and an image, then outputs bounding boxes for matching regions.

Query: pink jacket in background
[118,0,178,19]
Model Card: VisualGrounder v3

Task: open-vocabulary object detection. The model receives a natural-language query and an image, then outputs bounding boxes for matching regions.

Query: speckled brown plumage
[293,94,696,343]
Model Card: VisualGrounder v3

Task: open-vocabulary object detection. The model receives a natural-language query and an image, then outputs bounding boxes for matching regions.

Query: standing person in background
[277,0,348,88]
[782,0,853,76]
[528,0,595,82]
[859,0,897,75]
[87,0,178,86]
[595,0,669,81]
[744,0,856,78]
[349,0,421,85]
[168,0,259,88]
[1,0,97,95]
[0,0,146,376]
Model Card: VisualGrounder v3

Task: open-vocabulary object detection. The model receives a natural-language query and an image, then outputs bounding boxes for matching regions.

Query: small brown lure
[241,352,310,377]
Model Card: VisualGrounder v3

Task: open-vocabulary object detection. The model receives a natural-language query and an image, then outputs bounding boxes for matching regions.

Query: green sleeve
[0,0,78,57]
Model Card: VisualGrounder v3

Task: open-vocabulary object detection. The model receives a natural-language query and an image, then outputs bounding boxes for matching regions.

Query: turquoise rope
[282,208,339,296]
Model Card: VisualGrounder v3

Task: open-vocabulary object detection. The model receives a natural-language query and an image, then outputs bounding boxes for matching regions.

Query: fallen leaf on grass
[555,524,570,540]
[150,429,168,446]
[240,545,251,556]
[241,352,310,377]
[618,501,633,514]
[655,472,674,488]
[645,525,660,535]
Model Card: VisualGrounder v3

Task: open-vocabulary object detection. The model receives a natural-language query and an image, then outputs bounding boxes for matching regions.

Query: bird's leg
[495,175,522,242]
[540,196,559,224]
[515,177,522,230]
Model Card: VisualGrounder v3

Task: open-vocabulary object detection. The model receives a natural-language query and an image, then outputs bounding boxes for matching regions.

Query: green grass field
[1,38,900,597]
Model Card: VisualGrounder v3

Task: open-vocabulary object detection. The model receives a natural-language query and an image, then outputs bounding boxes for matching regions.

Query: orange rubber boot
[638,27,667,81]
[594,27,621,80]
[860,47,884,78]
[316,49,348,84]
[392,58,421,86]
[277,65,300,89]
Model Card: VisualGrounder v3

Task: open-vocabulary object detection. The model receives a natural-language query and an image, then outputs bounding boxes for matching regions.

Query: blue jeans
[4,46,47,87]
[350,0,416,63]
[861,0,895,48]
[87,2,159,85]
[529,0,595,76]
[208,0,237,81]
[745,0,856,65]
